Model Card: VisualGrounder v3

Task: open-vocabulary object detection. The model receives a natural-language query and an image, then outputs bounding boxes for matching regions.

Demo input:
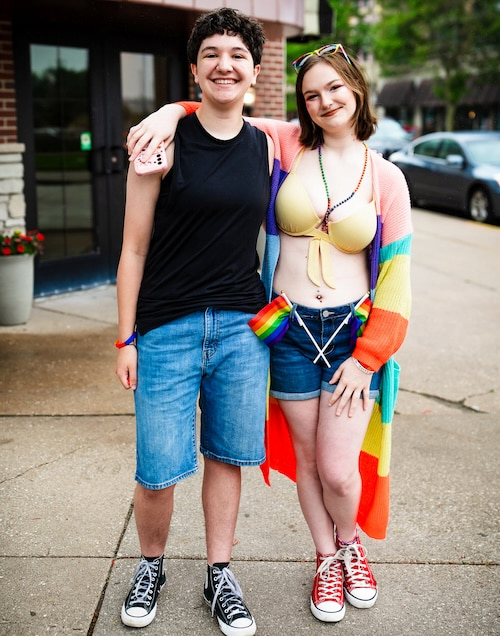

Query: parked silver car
[389,131,500,223]
[366,117,413,158]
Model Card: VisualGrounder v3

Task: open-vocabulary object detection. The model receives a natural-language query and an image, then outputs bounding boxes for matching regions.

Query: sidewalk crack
[397,388,488,413]
[87,501,134,635]
[0,447,81,484]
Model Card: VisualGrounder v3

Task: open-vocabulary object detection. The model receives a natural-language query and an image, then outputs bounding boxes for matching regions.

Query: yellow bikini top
[275,152,377,288]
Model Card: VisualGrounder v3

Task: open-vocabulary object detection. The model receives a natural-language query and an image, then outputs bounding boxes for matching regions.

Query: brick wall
[0,20,17,144]
[254,37,286,120]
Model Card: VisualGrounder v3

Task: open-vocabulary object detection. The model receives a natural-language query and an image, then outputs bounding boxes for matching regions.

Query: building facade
[1,0,304,295]
[376,77,500,137]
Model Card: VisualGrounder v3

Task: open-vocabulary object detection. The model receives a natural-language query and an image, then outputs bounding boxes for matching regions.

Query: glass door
[24,40,175,295]
[14,4,187,295]
[31,44,95,262]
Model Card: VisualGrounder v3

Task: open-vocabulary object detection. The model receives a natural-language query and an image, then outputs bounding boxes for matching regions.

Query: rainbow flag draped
[350,295,373,345]
[248,294,292,346]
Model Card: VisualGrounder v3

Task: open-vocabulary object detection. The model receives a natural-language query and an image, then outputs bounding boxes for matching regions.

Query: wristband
[115,332,137,349]
[352,357,374,375]
[176,101,201,115]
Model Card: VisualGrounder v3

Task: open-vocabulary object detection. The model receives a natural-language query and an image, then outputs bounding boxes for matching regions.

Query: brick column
[0,20,18,144]
[0,19,26,232]
[253,37,286,120]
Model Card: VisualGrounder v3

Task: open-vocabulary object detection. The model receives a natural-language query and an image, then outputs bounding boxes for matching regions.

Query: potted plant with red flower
[0,229,45,325]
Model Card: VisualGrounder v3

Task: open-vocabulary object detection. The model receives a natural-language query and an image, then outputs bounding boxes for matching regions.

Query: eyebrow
[200,45,250,55]
[302,79,343,97]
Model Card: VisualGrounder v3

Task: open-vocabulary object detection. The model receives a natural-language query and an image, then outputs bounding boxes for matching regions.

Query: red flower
[0,229,45,256]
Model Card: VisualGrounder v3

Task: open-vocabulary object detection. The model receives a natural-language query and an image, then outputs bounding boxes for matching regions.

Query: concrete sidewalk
[1,209,499,635]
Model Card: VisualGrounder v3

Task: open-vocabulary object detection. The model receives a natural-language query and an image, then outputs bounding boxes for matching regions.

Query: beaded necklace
[318,142,368,232]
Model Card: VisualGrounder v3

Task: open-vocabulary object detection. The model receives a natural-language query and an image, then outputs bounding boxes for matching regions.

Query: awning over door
[413,77,500,107]
[376,80,416,107]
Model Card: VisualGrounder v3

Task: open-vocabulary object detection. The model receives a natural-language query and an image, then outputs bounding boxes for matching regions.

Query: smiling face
[300,60,357,134]
[191,32,260,107]
[295,53,377,148]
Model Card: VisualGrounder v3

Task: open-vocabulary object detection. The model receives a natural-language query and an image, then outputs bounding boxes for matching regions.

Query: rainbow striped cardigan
[250,118,413,540]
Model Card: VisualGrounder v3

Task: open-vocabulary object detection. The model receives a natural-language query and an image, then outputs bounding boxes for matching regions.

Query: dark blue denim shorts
[269,296,381,401]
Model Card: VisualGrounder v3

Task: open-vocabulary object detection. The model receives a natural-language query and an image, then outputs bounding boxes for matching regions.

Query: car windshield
[467,138,500,167]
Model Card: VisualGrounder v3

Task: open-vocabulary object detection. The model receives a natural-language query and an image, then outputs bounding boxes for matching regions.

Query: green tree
[374,0,500,130]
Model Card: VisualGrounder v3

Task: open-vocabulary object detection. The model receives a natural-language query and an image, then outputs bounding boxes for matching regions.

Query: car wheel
[468,187,491,223]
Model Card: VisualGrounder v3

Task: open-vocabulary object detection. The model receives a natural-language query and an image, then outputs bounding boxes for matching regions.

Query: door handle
[91,146,126,174]
[109,146,126,173]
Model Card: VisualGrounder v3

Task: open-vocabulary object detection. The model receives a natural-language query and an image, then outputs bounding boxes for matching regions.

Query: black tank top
[136,114,270,334]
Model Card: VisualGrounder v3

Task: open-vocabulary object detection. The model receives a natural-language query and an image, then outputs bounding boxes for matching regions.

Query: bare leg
[202,456,241,564]
[316,392,375,541]
[278,398,337,555]
[134,483,175,557]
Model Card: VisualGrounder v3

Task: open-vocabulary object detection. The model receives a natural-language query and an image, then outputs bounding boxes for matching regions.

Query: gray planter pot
[0,254,35,325]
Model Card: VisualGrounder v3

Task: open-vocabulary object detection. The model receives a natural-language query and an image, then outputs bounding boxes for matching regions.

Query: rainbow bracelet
[115,332,137,349]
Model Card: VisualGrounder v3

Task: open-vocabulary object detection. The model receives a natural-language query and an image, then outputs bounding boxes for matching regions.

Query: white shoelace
[129,559,159,605]
[316,554,343,601]
[337,544,373,587]
[211,567,247,620]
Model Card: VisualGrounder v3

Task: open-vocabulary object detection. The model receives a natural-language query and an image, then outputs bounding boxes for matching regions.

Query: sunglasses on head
[292,43,352,74]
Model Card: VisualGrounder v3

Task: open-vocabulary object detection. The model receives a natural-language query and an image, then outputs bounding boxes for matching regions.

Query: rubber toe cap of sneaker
[231,617,255,630]
[123,607,147,617]
[345,587,378,608]
[350,587,377,601]
[310,599,345,622]
[218,616,256,635]
[121,605,156,627]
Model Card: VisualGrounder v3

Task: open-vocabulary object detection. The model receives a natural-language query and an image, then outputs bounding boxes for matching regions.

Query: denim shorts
[134,309,269,490]
[270,297,380,401]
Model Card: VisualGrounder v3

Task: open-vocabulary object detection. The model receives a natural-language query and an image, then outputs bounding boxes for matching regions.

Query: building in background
[0,0,305,295]
[376,76,500,137]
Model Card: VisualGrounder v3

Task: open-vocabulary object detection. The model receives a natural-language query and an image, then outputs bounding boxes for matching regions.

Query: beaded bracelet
[115,332,137,349]
[352,357,374,375]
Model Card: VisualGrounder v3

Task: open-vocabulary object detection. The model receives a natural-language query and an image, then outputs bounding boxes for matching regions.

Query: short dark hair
[187,8,266,66]
[296,52,377,148]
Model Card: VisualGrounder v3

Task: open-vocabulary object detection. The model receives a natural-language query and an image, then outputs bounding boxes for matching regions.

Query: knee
[136,483,174,503]
[294,447,319,480]
[319,465,358,498]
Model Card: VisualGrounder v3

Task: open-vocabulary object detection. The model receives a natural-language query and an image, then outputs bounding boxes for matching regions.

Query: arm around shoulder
[245,117,301,170]
[127,102,195,160]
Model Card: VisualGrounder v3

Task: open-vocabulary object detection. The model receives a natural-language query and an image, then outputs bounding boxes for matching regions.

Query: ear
[251,64,261,87]
[190,63,199,85]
